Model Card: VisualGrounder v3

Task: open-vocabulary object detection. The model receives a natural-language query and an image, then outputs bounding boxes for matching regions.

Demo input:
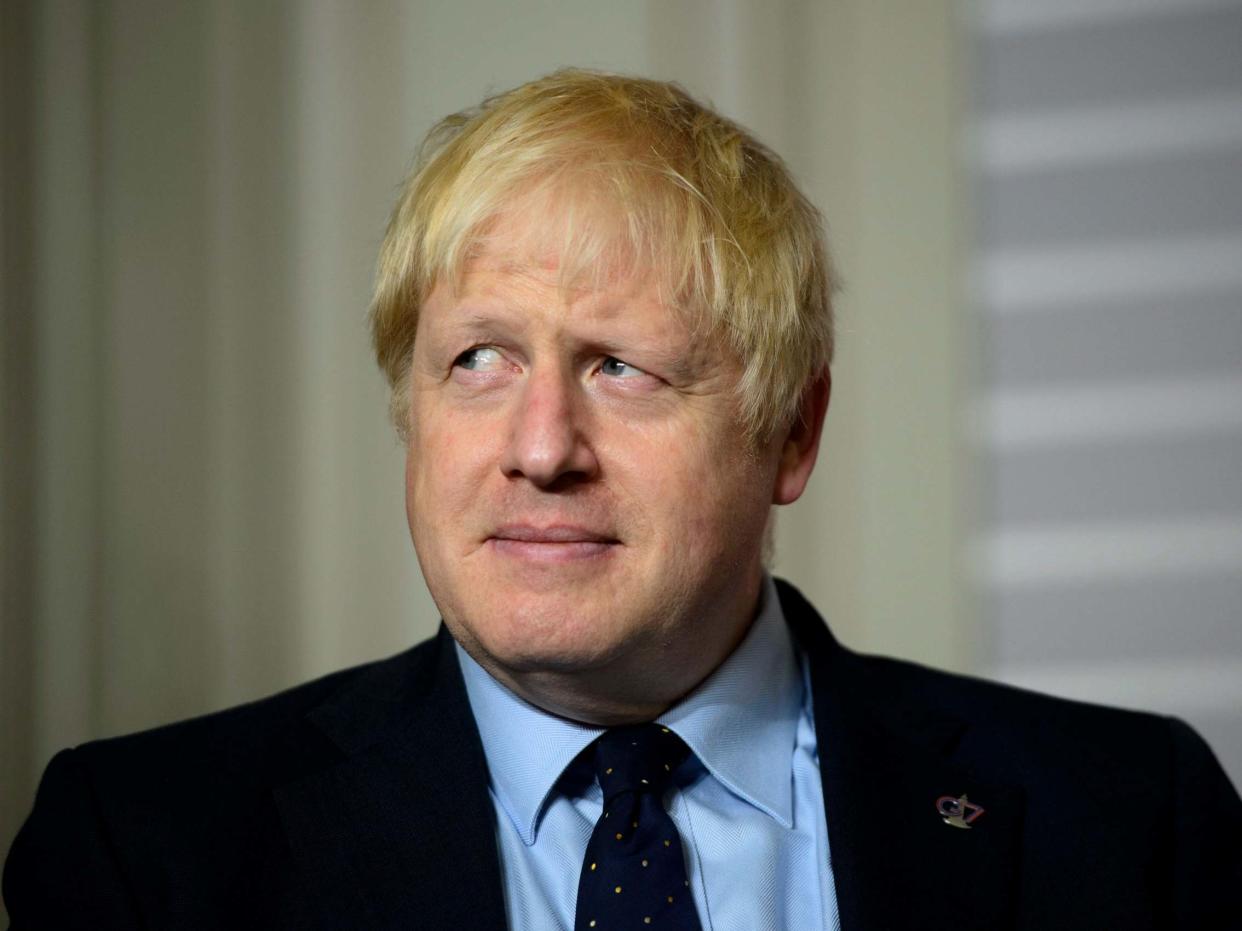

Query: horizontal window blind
[970,0,1242,783]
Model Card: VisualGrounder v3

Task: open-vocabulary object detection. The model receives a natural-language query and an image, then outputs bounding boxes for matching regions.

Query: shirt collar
[456,574,804,845]
[656,575,802,829]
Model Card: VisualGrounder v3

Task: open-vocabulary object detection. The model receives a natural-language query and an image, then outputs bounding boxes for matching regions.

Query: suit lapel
[272,628,507,929]
[778,580,1025,931]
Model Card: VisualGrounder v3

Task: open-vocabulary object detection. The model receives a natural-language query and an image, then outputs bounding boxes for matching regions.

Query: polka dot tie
[573,724,702,930]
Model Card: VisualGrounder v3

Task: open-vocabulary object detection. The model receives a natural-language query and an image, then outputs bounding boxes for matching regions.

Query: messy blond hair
[370,68,834,442]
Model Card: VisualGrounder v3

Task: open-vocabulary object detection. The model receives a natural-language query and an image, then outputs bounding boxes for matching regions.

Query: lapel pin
[936,793,986,829]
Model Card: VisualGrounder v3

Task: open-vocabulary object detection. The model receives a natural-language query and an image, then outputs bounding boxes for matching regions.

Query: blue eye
[456,347,505,371]
[600,357,645,378]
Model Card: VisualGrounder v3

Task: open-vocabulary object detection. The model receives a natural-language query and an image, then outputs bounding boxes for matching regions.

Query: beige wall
[1,0,969,881]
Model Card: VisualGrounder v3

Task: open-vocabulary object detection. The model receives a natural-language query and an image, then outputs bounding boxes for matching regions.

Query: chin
[450,589,638,676]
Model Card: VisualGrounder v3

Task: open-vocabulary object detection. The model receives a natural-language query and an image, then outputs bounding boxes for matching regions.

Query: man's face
[404,209,818,721]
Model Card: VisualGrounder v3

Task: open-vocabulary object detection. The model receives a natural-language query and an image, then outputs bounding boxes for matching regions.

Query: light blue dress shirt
[456,575,842,931]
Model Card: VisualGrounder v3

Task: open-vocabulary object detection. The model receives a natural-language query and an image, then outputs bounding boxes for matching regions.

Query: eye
[599,356,646,379]
[454,346,506,371]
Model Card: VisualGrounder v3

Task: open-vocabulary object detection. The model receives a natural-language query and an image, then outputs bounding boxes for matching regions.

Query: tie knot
[593,724,689,802]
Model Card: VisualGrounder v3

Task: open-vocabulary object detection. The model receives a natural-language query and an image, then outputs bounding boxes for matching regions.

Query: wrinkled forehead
[432,176,711,332]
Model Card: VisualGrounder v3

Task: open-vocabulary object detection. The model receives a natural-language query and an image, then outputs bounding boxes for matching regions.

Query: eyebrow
[430,309,526,340]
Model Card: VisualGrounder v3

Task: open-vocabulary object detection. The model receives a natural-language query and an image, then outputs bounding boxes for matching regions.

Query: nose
[500,366,599,488]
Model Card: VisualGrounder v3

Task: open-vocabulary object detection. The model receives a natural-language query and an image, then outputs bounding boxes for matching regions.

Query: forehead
[466,184,651,279]
[433,202,697,332]
[423,266,707,379]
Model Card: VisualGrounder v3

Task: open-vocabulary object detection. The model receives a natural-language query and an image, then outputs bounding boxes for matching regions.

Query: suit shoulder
[68,632,443,792]
[856,648,1164,731]
[780,578,1170,743]
[853,646,1194,759]
[5,633,454,925]
[845,647,1215,794]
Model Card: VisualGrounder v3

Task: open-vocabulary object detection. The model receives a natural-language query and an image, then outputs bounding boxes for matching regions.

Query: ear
[772,369,831,506]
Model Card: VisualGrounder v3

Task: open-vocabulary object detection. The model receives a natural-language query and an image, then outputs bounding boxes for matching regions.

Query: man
[5,70,1240,929]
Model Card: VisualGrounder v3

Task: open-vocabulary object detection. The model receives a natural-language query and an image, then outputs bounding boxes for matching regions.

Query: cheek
[613,417,768,547]
[406,406,500,535]
[682,461,767,544]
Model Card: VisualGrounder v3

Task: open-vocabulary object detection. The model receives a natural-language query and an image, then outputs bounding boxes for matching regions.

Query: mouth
[487,524,620,563]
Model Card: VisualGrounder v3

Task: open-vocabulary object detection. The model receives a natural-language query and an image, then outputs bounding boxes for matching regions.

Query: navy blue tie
[573,724,702,930]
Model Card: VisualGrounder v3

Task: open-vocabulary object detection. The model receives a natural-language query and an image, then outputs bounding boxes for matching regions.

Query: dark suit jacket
[6,580,1241,929]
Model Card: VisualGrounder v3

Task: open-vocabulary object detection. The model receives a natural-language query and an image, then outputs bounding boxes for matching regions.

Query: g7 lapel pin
[936,793,986,829]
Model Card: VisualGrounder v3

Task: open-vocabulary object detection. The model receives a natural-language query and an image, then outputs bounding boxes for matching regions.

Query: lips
[492,524,617,543]
[488,524,619,562]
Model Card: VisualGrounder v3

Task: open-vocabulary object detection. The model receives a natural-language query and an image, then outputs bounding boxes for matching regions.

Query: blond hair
[370,69,834,442]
